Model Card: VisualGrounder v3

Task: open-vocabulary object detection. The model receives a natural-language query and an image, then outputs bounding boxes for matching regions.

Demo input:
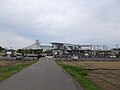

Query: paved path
[0,60,83,90]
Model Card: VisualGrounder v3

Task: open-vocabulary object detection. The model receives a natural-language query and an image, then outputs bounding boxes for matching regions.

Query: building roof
[24,40,42,49]
[51,42,91,47]
[24,40,52,50]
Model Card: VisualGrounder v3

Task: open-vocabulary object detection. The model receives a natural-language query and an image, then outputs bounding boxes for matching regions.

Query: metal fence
[55,57,120,61]
[0,56,120,61]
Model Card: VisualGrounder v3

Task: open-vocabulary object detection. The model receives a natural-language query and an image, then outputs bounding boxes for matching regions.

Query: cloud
[0,31,33,49]
[0,0,120,49]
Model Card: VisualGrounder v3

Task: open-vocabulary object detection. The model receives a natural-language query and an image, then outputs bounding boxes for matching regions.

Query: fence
[55,57,120,61]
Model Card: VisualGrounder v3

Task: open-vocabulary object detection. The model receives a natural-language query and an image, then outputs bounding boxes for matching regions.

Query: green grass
[0,60,38,80]
[55,60,101,90]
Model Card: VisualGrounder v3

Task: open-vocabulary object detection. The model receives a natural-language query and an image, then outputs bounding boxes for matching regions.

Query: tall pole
[116,44,119,49]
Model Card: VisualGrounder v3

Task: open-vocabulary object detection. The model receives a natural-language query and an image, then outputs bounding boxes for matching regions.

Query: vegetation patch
[0,60,38,80]
[55,60,100,90]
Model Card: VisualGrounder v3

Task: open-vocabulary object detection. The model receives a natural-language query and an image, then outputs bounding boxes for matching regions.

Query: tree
[16,49,24,54]
[0,46,5,52]
[16,49,43,54]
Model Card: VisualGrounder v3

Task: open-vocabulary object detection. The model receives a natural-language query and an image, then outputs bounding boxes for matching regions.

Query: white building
[24,40,52,51]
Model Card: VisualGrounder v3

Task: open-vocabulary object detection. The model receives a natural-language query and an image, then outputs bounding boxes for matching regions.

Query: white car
[16,53,23,60]
[72,55,78,60]
[109,55,116,58]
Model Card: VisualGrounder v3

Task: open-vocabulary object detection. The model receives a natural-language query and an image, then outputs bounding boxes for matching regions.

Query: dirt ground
[62,61,120,90]
[0,61,32,68]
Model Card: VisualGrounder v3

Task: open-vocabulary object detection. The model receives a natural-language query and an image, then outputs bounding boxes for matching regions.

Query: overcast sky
[0,0,120,49]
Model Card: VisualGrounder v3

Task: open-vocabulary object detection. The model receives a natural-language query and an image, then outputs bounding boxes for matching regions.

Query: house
[6,49,15,57]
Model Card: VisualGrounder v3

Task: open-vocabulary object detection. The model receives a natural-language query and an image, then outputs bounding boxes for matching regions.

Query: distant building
[24,40,52,51]
[51,42,92,58]
[6,49,15,57]
[51,42,91,51]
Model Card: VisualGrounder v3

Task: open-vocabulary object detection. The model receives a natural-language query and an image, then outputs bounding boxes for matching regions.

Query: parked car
[72,55,78,60]
[16,53,23,60]
[109,55,116,58]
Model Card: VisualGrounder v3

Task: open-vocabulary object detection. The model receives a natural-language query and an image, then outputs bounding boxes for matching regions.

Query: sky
[0,0,120,49]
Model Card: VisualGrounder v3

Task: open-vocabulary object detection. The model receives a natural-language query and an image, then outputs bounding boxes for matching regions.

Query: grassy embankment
[0,60,38,80]
[56,60,101,90]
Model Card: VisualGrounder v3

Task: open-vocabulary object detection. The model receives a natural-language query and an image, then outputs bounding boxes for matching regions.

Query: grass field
[0,60,38,80]
[57,60,120,90]
[56,60,101,90]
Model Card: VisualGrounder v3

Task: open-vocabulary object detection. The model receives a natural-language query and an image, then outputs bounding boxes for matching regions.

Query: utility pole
[97,45,99,50]
[106,44,108,50]
[103,45,105,50]
[116,44,119,49]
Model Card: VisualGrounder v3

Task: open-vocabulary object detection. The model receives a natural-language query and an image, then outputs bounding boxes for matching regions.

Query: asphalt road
[0,59,83,90]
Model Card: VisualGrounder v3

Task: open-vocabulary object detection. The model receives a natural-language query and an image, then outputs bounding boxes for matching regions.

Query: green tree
[0,46,5,52]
